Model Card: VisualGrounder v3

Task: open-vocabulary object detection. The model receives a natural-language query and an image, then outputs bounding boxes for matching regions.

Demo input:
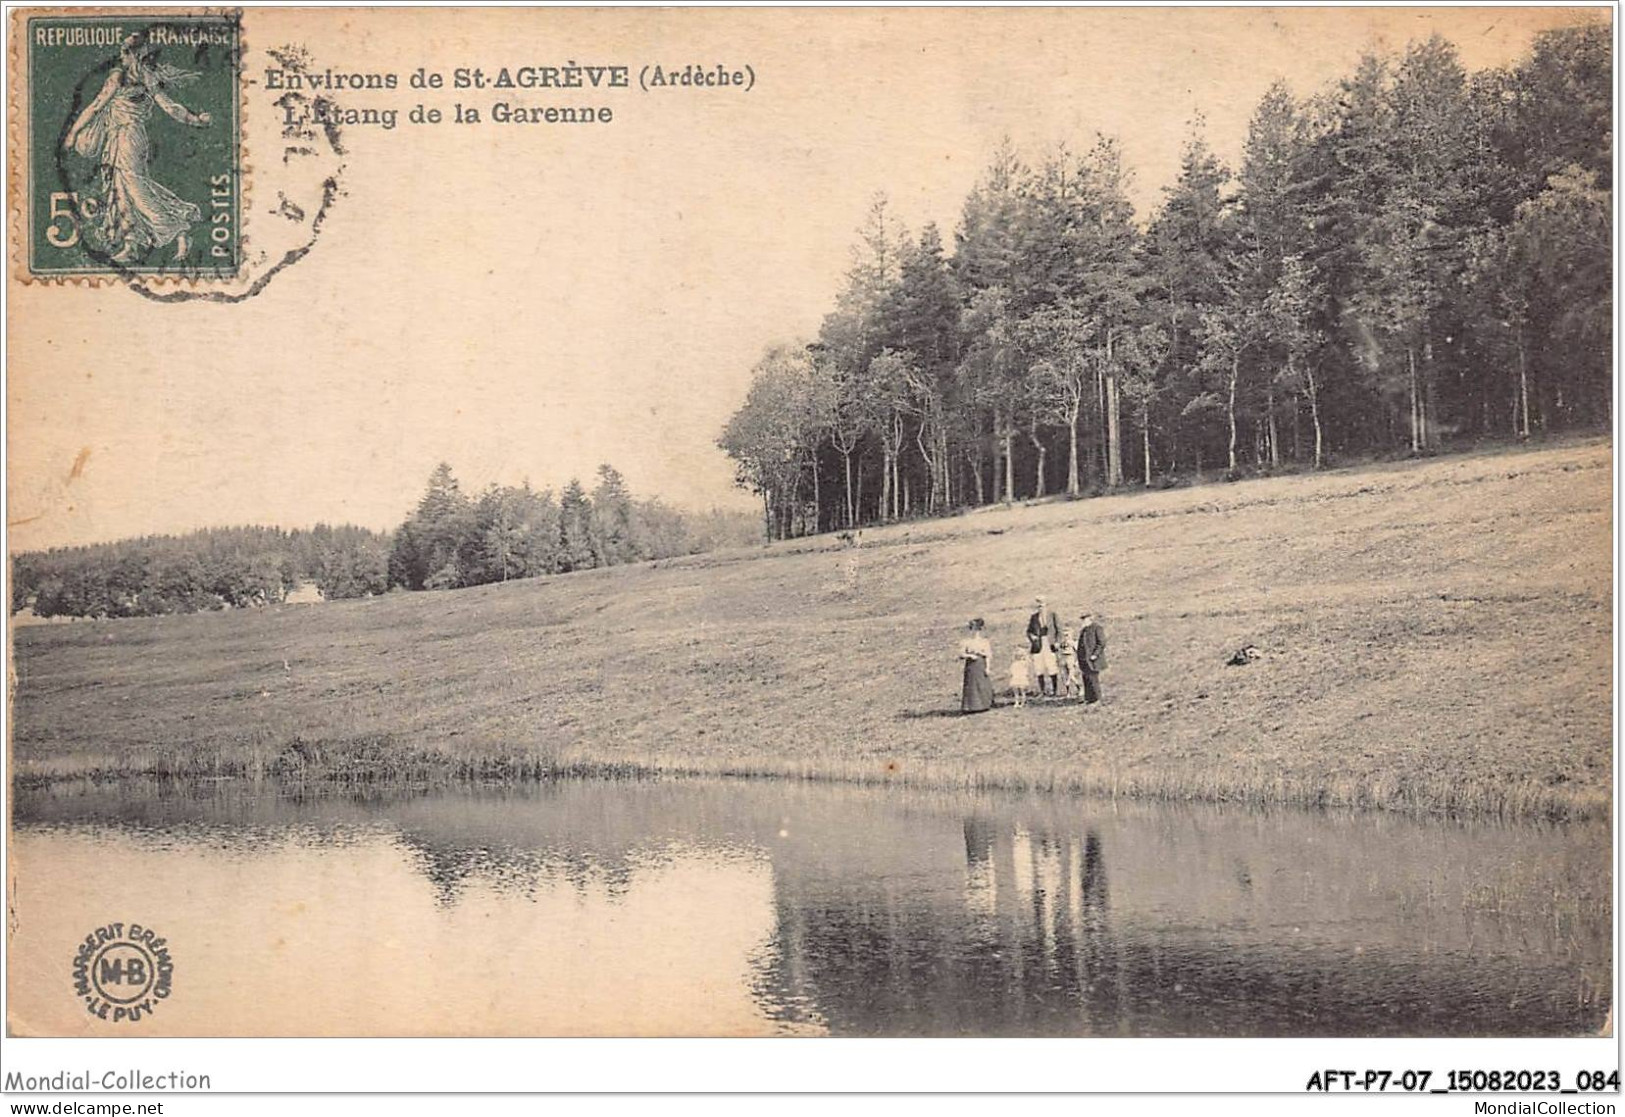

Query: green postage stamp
[22,12,241,278]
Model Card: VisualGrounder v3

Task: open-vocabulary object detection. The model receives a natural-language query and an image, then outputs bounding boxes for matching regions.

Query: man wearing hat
[1076,611,1107,705]
[1026,596,1062,698]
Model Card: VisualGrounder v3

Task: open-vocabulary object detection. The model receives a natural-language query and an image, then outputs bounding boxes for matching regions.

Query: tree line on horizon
[12,464,761,619]
[385,462,759,591]
[11,523,390,619]
[719,26,1611,539]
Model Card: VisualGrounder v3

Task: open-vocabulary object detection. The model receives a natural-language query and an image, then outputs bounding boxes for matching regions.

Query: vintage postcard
[2,2,1615,1097]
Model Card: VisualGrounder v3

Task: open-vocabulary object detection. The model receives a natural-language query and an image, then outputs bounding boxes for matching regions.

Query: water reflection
[9,779,1611,1037]
[754,802,1609,1037]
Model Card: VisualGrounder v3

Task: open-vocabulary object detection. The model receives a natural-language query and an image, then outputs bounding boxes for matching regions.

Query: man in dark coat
[1076,611,1106,705]
[1026,596,1062,697]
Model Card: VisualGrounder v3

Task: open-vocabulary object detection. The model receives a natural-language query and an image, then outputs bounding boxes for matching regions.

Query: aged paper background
[5,6,1610,1044]
[7,6,1596,551]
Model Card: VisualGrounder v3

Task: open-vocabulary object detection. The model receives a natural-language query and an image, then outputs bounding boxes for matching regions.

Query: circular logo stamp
[71,922,174,1023]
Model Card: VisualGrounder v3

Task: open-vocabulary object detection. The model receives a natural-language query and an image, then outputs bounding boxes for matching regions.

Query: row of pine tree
[719,26,1611,539]
[385,462,756,591]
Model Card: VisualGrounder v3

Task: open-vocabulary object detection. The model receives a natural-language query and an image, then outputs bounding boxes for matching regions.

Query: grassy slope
[10,439,1613,820]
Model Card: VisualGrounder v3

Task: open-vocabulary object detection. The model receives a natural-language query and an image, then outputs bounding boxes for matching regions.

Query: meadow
[9,439,1612,822]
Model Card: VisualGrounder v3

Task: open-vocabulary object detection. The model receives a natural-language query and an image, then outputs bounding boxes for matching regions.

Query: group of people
[957,597,1106,714]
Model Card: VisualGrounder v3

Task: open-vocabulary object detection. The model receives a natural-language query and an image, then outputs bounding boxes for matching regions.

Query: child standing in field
[1058,626,1080,699]
[1009,647,1031,707]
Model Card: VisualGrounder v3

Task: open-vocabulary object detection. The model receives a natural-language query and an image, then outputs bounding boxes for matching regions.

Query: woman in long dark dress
[959,618,993,713]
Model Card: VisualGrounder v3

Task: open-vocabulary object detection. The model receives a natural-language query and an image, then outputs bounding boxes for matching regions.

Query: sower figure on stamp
[1076,611,1107,705]
[1026,596,1062,698]
[63,34,213,264]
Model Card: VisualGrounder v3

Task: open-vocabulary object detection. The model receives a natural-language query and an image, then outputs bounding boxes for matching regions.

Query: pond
[8,778,1611,1037]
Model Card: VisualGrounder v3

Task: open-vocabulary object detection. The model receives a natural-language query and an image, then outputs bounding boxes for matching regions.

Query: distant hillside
[10,439,1611,821]
[8,497,764,620]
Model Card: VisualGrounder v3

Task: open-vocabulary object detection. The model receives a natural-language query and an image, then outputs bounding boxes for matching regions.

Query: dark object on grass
[1227,644,1263,666]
